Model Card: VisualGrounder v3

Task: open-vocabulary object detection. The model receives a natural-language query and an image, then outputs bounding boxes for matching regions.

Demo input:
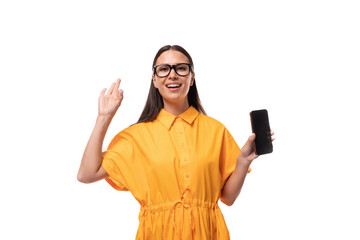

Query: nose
[168,67,177,78]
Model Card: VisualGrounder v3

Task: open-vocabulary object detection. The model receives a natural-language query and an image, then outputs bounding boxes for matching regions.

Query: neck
[163,99,190,116]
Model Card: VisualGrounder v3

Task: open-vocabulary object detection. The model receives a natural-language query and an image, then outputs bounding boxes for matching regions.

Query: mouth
[166,83,182,90]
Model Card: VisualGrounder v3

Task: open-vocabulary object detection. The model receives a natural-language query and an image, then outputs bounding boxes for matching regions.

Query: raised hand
[237,130,275,165]
[98,78,124,118]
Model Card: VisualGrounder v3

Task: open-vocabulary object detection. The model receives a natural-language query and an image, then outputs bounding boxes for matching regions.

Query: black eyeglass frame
[153,63,193,78]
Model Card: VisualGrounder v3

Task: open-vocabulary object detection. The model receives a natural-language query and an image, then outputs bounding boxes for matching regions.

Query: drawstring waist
[171,199,195,235]
[139,200,219,236]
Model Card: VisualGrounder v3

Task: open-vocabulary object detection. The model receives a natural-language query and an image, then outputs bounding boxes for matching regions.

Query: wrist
[96,114,113,125]
[236,156,251,170]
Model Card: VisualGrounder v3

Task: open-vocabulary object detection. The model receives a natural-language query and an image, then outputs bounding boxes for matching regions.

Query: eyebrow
[154,63,191,66]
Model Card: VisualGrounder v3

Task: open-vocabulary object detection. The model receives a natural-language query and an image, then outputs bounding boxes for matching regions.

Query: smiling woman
[77,44,273,239]
[137,45,206,123]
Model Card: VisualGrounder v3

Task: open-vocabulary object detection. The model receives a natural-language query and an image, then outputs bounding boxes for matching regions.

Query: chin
[163,95,187,104]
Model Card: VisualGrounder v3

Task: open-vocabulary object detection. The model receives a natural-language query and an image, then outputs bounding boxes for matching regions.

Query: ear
[152,75,158,88]
[190,72,195,86]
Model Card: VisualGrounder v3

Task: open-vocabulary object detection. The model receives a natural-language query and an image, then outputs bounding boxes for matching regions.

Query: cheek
[153,78,161,89]
[185,78,193,88]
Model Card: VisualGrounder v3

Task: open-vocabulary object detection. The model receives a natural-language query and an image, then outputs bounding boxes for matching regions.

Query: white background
[1,0,359,239]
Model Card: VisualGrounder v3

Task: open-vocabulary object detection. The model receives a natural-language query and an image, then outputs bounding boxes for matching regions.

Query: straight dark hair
[137,45,206,123]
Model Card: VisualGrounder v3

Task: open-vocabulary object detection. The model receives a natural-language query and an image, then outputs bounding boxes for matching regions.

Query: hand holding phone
[250,109,273,155]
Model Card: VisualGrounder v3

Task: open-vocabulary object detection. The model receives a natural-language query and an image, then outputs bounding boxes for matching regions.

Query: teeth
[167,84,181,88]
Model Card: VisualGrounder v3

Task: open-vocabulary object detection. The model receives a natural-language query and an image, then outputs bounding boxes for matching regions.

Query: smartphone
[250,109,273,155]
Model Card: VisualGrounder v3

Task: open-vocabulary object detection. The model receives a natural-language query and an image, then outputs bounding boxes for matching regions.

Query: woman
[77,45,275,239]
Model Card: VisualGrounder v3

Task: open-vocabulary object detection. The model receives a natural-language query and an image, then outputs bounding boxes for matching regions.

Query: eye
[158,66,169,72]
[177,66,186,71]
[176,64,189,72]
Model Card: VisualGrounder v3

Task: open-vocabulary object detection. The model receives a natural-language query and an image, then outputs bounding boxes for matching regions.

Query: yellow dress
[101,106,251,239]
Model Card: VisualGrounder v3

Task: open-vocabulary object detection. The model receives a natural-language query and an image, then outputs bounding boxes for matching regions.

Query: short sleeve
[101,132,134,191]
[219,128,252,190]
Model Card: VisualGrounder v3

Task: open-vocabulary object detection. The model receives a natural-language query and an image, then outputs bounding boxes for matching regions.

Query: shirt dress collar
[157,105,199,130]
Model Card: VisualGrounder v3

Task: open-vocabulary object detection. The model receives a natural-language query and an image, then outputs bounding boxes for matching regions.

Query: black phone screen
[250,109,273,155]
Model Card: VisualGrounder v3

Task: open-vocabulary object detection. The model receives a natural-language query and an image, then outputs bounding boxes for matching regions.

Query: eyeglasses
[153,63,192,78]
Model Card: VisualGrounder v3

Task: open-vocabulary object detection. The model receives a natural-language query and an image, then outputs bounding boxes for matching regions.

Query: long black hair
[137,45,206,123]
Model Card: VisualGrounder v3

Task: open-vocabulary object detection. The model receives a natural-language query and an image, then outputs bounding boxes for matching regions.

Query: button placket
[176,118,190,185]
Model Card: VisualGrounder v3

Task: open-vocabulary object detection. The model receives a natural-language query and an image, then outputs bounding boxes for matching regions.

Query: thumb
[248,133,256,143]
[240,133,257,158]
[117,89,124,99]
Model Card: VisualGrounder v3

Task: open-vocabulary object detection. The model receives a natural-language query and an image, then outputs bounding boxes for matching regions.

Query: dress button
[186,174,189,178]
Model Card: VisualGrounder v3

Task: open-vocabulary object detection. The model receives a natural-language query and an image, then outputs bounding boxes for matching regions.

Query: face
[152,50,195,105]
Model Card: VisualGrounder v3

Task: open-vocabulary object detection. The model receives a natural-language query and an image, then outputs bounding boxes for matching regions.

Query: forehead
[156,50,189,65]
